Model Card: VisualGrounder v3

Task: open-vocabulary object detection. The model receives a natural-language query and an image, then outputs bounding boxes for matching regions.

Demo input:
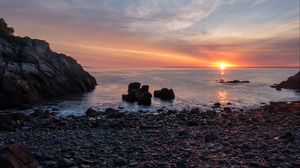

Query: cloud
[0,0,298,67]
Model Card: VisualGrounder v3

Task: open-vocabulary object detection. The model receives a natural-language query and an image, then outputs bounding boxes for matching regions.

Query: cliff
[276,71,300,90]
[0,19,97,109]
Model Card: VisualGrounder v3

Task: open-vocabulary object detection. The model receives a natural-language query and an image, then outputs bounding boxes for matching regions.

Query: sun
[219,63,227,71]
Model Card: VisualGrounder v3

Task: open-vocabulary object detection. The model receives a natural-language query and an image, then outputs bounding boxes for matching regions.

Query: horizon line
[83,66,300,69]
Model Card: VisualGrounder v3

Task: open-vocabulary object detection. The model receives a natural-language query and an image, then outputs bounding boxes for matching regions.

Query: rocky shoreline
[0,101,299,167]
[0,18,97,109]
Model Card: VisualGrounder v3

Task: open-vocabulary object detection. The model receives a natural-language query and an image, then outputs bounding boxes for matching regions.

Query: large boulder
[122,82,152,106]
[0,144,41,168]
[275,71,300,90]
[154,88,175,101]
[0,19,97,109]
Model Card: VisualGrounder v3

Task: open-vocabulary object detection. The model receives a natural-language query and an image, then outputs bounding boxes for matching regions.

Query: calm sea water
[6,68,300,116]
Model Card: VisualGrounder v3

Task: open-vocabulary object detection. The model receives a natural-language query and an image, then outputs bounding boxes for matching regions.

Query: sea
[5,68,300,116]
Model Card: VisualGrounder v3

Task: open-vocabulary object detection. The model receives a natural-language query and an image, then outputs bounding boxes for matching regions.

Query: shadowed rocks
[0,113,31,131]
[122,82,152,106]
[0,18,97,109]
[154,88,175,101]
[273,71,300,91]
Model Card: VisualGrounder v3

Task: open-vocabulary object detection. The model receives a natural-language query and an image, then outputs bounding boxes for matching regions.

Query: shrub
[0,18,25,45]
[0,18,14,38]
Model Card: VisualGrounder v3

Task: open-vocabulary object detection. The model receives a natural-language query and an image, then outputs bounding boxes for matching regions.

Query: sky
[0,0,299,68]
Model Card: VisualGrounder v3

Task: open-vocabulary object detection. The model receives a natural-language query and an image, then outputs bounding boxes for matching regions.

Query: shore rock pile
[273,71,300,90]
[122,82,152,106]
[154,88,175,101]
[0,101,299,167]
[0,18,97,109]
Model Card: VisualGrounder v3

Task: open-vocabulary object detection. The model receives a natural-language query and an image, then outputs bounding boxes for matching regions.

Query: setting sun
[219,63,227,71]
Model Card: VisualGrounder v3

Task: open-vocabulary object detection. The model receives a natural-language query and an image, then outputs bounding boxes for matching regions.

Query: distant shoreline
[163,66,300,69]
[84,66,300,71]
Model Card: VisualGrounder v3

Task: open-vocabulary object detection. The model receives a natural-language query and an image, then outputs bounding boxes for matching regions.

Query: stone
[213,102,221,108]
[114,157,127,166]
[154,88,175,101]
[137,92,152,106]
[58,158,76,167]
[187,120,199,127]
[140,85,149,92]
[128,82,141,92]
[275,71,300,90]
[85,108,98,117]
[0,113,31,131]
[205,132,219,142]
[0,144,41,168]
[223,107,232,113]
[278,132,295,143]
[31,108,53,118]
[122,82,152,106]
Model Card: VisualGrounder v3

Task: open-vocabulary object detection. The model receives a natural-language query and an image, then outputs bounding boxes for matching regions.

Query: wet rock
[187,120,199,127]
[176,160,187,168]
[79,164,91,168]
[154,88,175,101]
[0,143,40,168]
[137,92,152,106]
[277,132,295,143]
[114,157,127,166]
[122,82,152,106]
[213,102,221,108]
[85,108,98,117]
[128,82,141,91]
[122,93,135,102]
[205,132,219,142]
[270,84,278,88]
[223,107,232,113]
[58,158,75,167]
[275,71,300,90]
[31,108,53,118]
[140,85,149,92]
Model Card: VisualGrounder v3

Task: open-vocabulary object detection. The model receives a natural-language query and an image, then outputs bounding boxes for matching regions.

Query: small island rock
[154,88,175,101]
[122,82,152,106]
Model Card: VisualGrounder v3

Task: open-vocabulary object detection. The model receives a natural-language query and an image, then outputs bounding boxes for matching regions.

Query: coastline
[1,101,299,167]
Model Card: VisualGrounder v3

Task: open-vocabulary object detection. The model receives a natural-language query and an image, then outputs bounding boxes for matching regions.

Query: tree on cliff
[0,18,14,38]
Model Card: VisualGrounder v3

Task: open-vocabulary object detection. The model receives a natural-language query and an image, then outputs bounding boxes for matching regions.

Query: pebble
[0,101,299,167]
[114,157,127,166]
[58,158,76,167]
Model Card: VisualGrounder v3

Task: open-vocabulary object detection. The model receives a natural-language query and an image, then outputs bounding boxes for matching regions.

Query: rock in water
[218,79,250,84]
[0,18,97,109]
[154,88,175,101]
[276,71,300,90]
[0,144,41,168]
[122,82,152,106]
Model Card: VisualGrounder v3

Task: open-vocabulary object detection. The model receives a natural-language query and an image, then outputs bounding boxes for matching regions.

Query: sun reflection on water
[218,90,228,104]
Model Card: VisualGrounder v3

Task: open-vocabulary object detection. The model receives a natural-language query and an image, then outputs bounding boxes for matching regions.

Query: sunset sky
[0,0,299,68]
